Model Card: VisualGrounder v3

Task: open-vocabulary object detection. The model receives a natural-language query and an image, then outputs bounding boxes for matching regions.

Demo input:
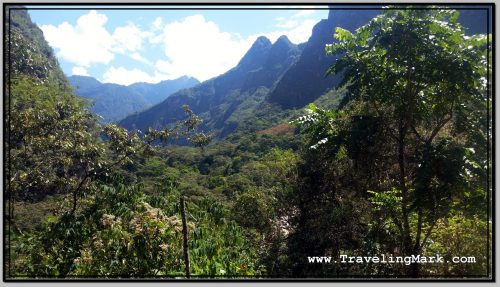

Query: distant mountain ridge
[68,75,199,122]
[119,5,490,139]
[119,35,302,135]
[128,76,201,105]
[118,9,383,135]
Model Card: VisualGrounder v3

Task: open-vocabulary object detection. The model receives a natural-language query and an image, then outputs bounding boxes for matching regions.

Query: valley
[4,4,493,280]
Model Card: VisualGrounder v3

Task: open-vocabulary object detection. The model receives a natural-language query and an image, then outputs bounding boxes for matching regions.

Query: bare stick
[180,196,190,279]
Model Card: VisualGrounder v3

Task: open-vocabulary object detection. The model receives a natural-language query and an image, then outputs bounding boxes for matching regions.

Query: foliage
[292,7,491,277]
[7,9,68,87]
[8,73,211,207]
[233,187,276,232]
[13,179,262,277]
[8,77,102,203]
[424,213,490,276]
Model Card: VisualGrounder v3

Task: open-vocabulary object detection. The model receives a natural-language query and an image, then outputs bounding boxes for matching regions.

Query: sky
[27,6,328,85]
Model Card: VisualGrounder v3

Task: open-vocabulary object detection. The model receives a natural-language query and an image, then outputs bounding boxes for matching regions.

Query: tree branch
[410,124,425,143]
[70,169,89,215]
[413,208,423,252]
[371,100,399,142]
[419,216,438,250]
[426,112,453,145]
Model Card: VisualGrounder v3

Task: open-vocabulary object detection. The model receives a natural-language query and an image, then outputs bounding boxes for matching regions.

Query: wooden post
[180,196,190,278]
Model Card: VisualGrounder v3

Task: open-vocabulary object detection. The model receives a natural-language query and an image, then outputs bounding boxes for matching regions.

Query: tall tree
[295,7,490,277]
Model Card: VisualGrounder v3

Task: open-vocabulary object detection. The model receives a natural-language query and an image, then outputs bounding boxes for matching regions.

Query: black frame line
[4,3,13,282]
[488,3,495,282]
[2,2,495,283]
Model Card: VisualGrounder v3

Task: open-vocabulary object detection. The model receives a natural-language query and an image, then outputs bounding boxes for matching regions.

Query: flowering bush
[16,179,262,278]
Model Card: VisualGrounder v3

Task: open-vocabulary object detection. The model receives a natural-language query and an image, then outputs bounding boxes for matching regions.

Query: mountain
[449,5,492,35]
[267,7,382,108]
[8,8,68,88]
[119,35,302,136]
[120,5,490,138]
[67,75,102,91]
[69,76,150,122]
[128,76,200,105]
[118,9,383,135]
[68,75,199,122]
[267,5,489,109]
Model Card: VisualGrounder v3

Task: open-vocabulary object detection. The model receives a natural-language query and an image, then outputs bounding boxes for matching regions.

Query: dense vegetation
[5,7,491,279]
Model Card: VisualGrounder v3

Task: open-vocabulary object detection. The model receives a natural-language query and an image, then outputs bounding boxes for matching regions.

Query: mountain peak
[275,35,292,45]
[236,36,272,71]
[271,35,295,54]
[268,8,382,108]
[68,75,102,90]
[69,74,101,82]
[254,35,272,46]
[246,36,272,55]
[158,75,200,85]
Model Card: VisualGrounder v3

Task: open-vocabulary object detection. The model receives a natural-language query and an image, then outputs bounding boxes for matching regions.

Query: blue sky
[27,6,328,85]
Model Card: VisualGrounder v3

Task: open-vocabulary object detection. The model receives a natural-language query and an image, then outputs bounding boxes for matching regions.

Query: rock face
[455,6,491,35]
[267,7,381,108]
[267,5,489,109]
[119,35,302,134]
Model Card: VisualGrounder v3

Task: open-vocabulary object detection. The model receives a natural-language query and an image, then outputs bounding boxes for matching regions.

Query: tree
[8,76,211,213]
[296,7,490,277]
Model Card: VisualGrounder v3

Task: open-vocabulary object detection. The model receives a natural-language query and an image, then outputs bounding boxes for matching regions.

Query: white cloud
[152,17,163,30]
[154,59,174,75]
[146,18,164,45]
[155,14,255,81]
[259,18,317,44]
[102,65,180,85]
[292,10,315,18]
[40,10,147,67]
[279,19,317,44]
[269,13,320,44]
[275,20,299,29]
[42,10,322,85]
[153,14,320,81]
[41,10,114,67]
[111,24,144,53]
[130,52,152,65]
[103,66,157,85]
[148,33,164,45]
[71,66,89,76]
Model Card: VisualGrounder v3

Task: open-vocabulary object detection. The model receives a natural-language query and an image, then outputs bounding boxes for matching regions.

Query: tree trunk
[398,132,412,251]
[397,128,419,277]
